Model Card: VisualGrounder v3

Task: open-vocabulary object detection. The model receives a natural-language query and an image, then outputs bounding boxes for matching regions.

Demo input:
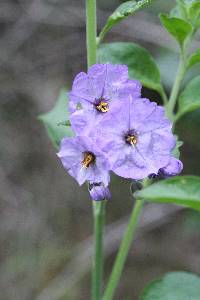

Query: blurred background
[1,0,200,299]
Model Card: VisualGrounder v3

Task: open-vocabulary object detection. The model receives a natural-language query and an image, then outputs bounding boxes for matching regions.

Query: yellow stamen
[96,101,109,113]
[126,135,137,146]
[82,152,95,168]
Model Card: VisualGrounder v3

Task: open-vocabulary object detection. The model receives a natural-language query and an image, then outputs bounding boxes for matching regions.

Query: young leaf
[176,0,188,20]
[140,272,200,300]
[160,14,193,47]
[172,135,183,159]
[174,1,200,28]
[98,0,152,44]
[188,1,200,24]
[39,89,74,149]
[135,176,200,211]
[178,75,200,118]
[170,5,181,18]
[187,49,200,69]
[98,42,162,93]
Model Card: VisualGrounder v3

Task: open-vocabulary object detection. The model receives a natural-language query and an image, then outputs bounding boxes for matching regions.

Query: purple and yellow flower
[68,64,141,120]
[96,97,176,180]
[57,136,110,186]
[57,63,183,197]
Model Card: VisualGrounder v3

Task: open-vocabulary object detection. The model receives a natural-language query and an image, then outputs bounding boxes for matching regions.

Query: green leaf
[178,75,200,118]
[136,176,200,211]
[98,0,152,44]
[170,5,181,18]
[160,14,193,47]
[176,0,188,19]
[189,3,200,18]
[188,1,200,24]
[140,272,200,300]
[39,89,74,149]
[187,49,200,69]
[98,42,162,92]
[172,1,200,28]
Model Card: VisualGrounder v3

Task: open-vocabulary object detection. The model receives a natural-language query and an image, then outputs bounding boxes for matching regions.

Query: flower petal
[160,157,183,177]
[57,136,110,186]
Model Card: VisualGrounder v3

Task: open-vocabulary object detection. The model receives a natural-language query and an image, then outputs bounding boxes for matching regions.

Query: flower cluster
[58,64,183,200]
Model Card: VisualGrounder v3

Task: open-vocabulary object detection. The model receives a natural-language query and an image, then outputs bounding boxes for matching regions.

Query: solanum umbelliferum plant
[40,0,200,299]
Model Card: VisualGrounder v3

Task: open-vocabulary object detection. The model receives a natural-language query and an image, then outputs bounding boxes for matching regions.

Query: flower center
[82,152,95,168]
[126,134,137,146]
[96,101,109,113]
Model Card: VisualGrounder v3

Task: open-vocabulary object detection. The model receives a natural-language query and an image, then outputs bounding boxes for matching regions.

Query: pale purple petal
[69,64,141,124]
[160,157,183,177]
[105,64,129,84]
[57,136,110,186]
[97,96,178,180]
[118,79,142,100]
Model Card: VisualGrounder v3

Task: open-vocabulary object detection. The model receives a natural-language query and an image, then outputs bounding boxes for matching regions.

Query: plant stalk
[92,201,106,300]
[86,0,97,67]
[102,199,144,300]
[86,1,105,299]
[167,51,186,117]
[158,86,168,106]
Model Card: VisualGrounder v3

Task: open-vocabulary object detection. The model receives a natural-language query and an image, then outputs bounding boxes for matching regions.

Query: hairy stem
[92,201,106,300]
[167,51,186,117]
[86,1,103,299]
[97,24,110,47]
[102,199,145,300]
[86,0,97,67]
[158,86,168,105]
[86,2,104,299]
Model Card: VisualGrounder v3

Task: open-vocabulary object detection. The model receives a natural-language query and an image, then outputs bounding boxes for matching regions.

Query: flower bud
[159,157,183,178]
[89,183,111,201]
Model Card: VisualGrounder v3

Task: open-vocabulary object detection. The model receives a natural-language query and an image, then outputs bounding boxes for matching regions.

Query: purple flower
[96,97,176,180]
[159,157,183,178]
[59,63,183,189]
[69,64,141,123]
[89,183,111,201]
[57,136,110,186]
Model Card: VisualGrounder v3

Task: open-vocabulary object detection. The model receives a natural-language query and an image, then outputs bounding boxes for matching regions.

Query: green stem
[102,199,145,300]
[86,1,104,299]
[86,0,97,67]
[97,24,110,47]
[167,51,186,117]
[92,201,106,300]
[158,86,168,106]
